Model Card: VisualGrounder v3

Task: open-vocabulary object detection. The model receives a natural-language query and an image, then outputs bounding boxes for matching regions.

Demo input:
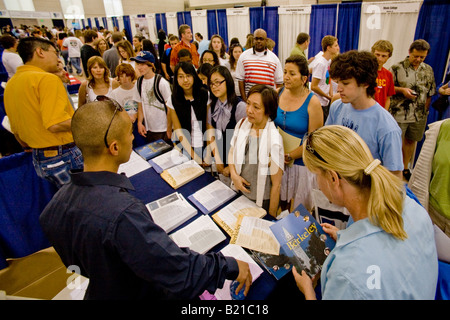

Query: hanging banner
[226,8,249,16]
[134,16,149,39]
[363,1,421,14]
[191,10,206,17]
[278,5,312,15]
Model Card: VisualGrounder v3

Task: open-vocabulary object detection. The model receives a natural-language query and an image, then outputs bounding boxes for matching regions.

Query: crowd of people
[1,21,448,300]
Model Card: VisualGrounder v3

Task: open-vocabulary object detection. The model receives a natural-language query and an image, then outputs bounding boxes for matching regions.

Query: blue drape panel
[184,12,192,30]
[415,0,450,124]
[264,6,279,56]
[102,17,107,28]
[337,2,361,53]
[0,152,57,269]
[94,17,100,29]
[177,12,184,27]
[217,9,228,48]
[113,17,120,29]
[249,7,264,33]
[412,0,450,161]
[156,13,167,34]
[155,14,162,33]
[207,10,218,40]
[177,12,192,30]
[309,4,338,58]
[123,16,133,40]
[81,19,85,29]
[87,17,92,29]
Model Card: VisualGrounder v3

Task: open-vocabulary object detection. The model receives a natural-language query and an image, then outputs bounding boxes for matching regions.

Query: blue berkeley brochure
[269,204,336,278]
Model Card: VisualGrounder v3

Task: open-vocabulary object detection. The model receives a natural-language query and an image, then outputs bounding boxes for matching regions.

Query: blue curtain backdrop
[264,7,279,56]
[87,17,92,28]
[111,17,119,29]
[217,9,228,49]
[102,17,108,29]
[156,13,167,34]
[414,0,450,99]
[413,0,450,161]
[336,2,361,53]
[94,17,100,29]
[308,4,338,58]
[207,10,217,40]
[176,11,192,30]
[123,16,133,42]
[177,12,184,28]
[249,7,264,33]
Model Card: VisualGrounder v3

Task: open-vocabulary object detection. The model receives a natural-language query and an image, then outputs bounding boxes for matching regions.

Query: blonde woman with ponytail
[293,125,438,300]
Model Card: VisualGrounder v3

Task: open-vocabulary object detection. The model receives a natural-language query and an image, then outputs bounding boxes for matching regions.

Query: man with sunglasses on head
[235,28,283,101]
[4,37,83,188]
[39,99,252,300]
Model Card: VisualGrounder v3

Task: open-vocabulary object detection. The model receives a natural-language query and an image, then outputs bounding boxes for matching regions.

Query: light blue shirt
[198,39,210,56]
[325,100,403,172]
[321,196,438,300]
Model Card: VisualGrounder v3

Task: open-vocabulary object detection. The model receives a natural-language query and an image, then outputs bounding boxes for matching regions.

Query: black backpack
[136,73,166,112]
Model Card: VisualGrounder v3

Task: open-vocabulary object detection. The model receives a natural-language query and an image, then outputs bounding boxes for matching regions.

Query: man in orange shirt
[170,24,199,71]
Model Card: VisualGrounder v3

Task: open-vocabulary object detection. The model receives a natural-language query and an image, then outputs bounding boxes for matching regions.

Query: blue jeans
[70,57,82,75]
[32,144,83,188]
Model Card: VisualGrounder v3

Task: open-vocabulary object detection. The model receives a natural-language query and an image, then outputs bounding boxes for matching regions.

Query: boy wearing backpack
[131,51,173,143]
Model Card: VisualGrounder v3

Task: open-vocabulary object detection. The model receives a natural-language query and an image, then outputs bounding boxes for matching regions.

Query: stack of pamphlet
[212,195,266,237]
[160,160,204,189]
[188,180,236,215]
[146,192,197,233]
[169,215,226,254]
[118,151,151,177]
[230,216,280,256]
[148,149,190,174]
[134,139,172,161]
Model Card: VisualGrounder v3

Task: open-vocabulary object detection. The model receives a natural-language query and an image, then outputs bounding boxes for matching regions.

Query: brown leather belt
[36,142,76,151]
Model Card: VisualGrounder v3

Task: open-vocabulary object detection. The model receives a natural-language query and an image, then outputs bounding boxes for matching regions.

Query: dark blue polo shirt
[39,170,238,299]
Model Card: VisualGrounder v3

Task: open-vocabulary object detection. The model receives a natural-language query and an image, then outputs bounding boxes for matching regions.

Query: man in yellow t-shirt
[4,37,83,187]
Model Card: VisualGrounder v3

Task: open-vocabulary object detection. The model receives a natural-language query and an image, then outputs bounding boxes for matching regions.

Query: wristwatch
[286,153,292,161]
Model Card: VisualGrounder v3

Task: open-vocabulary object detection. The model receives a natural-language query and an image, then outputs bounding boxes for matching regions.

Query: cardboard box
[0,247,73,300]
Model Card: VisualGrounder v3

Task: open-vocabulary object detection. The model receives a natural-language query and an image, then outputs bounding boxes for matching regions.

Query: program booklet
[118,151,151,177]
[278,127,302,167]
[169,215,226,254]
[269,204,336,278]
[148,149,190,174]
[212,195,267,237]
[146,192,197,233]
[160,160,205,189]
[188,180,237,215]
[199,244,264,300]
[134,139,172,161]
[230,216,280,256]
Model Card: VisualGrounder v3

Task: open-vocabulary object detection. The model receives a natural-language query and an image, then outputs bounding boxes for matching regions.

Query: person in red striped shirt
[235,28,283,101]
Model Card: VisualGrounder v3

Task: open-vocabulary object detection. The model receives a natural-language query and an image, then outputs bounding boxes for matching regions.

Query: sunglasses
[304,131,327,163]
[96,95,124,148]
[304,131,341,179]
